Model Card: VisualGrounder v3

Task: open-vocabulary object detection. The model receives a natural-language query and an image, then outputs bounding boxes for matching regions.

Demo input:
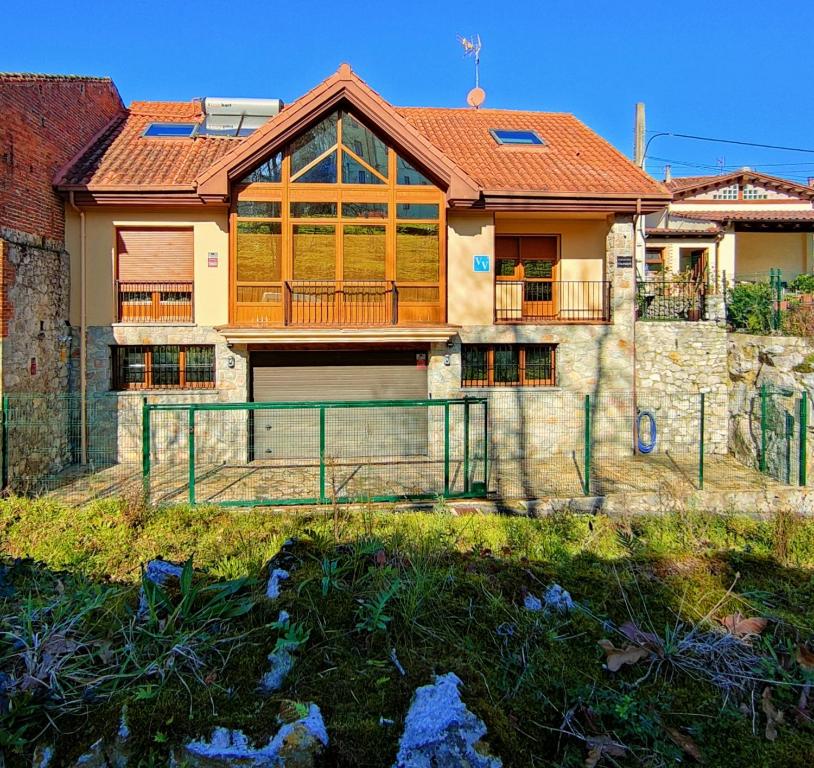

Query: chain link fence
[0,388,809,506]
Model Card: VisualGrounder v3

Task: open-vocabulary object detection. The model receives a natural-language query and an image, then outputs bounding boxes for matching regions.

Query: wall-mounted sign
[616,255,633,269]
[207,252,219,267]
[473,255,490,272]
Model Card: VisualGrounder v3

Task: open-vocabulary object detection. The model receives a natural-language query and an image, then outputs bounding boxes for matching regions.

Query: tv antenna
[458,34,485,108]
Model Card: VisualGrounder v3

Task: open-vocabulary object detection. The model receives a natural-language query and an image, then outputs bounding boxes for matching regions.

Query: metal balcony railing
[116,281,194,323]
[284,281,398,326]
[495,280,611,323]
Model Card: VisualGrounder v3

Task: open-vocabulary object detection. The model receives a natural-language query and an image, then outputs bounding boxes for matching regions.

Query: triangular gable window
[237,111,437,187]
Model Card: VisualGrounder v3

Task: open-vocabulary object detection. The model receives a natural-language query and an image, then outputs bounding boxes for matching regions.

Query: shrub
[789,273,814,294]
[727,282,773,333]
[782,302,814,337]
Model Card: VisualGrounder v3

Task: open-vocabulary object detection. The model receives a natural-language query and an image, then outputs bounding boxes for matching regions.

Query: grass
[3,498,814,766]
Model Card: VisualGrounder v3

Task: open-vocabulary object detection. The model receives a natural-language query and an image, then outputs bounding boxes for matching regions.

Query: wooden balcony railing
[116,281,194,323]
[284,281,398,326]
[636,280,706,321]
[495,280,611,323]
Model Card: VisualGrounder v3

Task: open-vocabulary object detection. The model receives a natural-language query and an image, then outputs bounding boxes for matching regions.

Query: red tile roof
[397,107,664,196]
[672,210,814,223]
[666,171,814,199]
[57,72,668,201]
[58,100,237,188]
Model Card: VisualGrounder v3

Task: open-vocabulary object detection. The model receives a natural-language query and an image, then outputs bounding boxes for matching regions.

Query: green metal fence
[143,398,488,506]
[0,388,809,506]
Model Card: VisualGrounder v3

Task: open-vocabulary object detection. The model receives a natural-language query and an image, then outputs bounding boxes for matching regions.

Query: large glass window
[293,225,336,280]
[233,109,445,321]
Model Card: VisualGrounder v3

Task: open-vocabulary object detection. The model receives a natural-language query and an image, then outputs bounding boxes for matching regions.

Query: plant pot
[687,308,701,321]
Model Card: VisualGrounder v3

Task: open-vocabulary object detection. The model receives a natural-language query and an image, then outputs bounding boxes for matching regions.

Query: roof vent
[199,97,283,137]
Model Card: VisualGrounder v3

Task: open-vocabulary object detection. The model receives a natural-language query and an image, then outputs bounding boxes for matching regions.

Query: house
[0,73,123,396]
[49,64,669,462]
[644,170,814,285]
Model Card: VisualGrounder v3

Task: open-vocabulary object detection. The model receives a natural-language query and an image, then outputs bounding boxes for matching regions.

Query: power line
[648,131,814,155]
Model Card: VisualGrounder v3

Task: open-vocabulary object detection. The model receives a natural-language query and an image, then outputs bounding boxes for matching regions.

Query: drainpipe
[632,199,642,453]
[68,192,87,465]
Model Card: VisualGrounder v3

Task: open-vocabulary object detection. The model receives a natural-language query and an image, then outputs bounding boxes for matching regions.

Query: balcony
[116,281,194,323]
[636,279,706,321]
[495,280,611,323]
[283,281,398,326]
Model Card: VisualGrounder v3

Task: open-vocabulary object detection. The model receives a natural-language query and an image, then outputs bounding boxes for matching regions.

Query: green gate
[142,397,488,506]
[759,384,807,486]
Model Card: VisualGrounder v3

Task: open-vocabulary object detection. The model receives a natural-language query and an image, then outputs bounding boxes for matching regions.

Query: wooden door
[519,237,559,320]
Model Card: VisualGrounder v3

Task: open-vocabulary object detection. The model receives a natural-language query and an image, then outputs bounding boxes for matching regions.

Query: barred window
[462,344,556,387]
[112,345,215,390]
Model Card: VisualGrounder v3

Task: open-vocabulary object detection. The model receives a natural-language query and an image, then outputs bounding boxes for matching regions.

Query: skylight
[143,123,197,138]
[490,129,544,146]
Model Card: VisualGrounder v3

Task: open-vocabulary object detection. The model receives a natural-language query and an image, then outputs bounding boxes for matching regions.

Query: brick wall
[0,74,123,242]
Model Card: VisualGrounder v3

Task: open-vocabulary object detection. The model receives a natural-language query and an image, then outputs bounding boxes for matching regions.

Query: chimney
[664,164,672,183]
[634,102,645,167]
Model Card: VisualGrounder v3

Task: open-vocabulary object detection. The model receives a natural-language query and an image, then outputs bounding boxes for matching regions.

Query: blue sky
[6,0,814,184]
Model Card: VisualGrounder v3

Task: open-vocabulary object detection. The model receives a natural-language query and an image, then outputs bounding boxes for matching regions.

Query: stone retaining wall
[634,320,729,454]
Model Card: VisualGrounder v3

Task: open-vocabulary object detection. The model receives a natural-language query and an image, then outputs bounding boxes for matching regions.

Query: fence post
[698,392,705,490]
[141,397,151,503]
[583,394,591,496]
[463,398,471,494]
[482,399,489,492]
[760,383,768,474]
[443,401,450,496]
[800,390,808,487]
[775,268,783,330]
[188,407,196,505]
[319,406,326,503]
[1,394,8,492]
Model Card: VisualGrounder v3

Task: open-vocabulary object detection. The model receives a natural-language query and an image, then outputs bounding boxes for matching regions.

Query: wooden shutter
[117,229,193,281]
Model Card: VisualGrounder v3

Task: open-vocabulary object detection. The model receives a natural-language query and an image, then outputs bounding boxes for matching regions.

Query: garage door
[251,350,429,460]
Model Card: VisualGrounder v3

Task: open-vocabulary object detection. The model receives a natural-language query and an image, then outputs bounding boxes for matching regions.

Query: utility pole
[634,102,646,168]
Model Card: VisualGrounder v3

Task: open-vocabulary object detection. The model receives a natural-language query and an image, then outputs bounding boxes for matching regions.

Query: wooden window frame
[461,344,557,388]
[111,345,216,391]
[230,110,447,326]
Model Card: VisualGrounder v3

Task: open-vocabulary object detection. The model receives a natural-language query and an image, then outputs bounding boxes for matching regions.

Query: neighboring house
[0,73,124,396]
[644,170,814,284]
[51,64,668,460]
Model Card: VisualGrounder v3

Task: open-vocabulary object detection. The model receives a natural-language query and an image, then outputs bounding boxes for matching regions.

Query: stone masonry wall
[85,325,249,468]
[1,227,75,481]
[428,218,637,460]
[634,321,729,454]
[728,334,814,480]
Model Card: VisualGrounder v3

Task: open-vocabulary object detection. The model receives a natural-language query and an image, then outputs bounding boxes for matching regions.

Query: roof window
[143,123,197,138]
[490,129,544,146]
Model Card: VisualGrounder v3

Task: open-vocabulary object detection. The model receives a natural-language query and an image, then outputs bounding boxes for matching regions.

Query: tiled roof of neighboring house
[396,107,666,196]
[57,100,237,188]
[666,171,814,199]
[57,69,668,201]
[645,227,721,236]
[671,210,814,223]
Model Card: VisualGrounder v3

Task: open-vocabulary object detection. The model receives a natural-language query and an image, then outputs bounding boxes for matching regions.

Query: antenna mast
[459,34,486,108]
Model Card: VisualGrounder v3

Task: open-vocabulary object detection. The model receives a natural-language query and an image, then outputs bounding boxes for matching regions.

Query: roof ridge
[396,105,572,116]
[0,72,113,82]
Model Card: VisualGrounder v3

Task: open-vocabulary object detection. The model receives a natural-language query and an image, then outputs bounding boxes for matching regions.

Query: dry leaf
[762,686,784,741]
[619,621,662,648]
[796,644,814,670]
[720,613,768,638]
[598,639,649,672]
[585,736,626,767]
[665,726,703,762]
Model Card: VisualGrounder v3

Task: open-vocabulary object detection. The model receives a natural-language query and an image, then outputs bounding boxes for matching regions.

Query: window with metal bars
[111,345,215,390]
[461,344,556,387]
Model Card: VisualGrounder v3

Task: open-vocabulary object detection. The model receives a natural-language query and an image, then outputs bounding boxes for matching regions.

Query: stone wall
[83,325,249,467]
[634,321,729,454]
[728,334,814,480]
[0,227,75,482]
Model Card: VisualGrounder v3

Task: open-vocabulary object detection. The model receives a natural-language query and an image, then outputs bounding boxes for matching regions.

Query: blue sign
[473,255,490,273]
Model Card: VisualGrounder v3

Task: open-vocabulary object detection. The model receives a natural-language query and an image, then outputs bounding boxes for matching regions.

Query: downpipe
[68,192,88,465]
